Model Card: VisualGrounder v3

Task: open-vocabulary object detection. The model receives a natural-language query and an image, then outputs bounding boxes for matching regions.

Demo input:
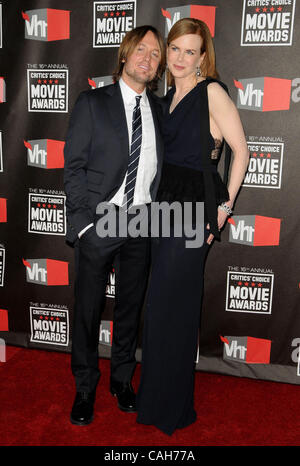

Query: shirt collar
[119,78,148,106]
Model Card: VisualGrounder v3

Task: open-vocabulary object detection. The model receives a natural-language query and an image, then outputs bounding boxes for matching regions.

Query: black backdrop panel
[0,0,300,384]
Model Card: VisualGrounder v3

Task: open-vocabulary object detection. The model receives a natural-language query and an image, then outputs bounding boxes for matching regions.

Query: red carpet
[0,346,300,447]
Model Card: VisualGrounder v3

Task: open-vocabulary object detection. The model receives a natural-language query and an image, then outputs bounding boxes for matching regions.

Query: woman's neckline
[168,79,207,115]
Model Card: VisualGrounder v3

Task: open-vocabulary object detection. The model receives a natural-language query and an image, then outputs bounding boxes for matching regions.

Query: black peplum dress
[136,78,230,435]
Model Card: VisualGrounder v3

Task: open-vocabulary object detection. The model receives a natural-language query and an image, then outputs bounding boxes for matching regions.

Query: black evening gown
[136,79,230,435]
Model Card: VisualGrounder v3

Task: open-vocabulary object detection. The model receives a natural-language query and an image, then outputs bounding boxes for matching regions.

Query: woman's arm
[206,82,250,242]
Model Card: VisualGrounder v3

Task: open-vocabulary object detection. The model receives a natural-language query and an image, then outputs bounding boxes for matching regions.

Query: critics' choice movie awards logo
[161,4,216,36]
[241,0,296,46]
[0,245,5,287]
[30,306,69,346]
[244,138,284,188]
[27,68,68,112]
[106,267,115,298]
[99,320,113,346]
[226,270,274,314]
[220,335,271,364]
[88,75,114,89]
[24,139,64,169]
[28,193,66,235]
[93,1,136,48]
[228,215,281,246]
[235,77,291,111]
[22,9,70,41]
[23,258,69,286]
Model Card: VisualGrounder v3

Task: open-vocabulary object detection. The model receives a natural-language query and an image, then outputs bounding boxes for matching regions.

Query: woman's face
[167,33,205,82]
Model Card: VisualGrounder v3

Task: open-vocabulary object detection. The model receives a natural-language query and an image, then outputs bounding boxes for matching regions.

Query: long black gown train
[136,78,230,435]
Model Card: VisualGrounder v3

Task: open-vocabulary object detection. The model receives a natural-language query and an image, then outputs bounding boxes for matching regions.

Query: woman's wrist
[218,201,233,216]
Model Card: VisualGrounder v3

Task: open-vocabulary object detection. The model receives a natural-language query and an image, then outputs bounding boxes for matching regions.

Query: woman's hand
[206,208,230,245]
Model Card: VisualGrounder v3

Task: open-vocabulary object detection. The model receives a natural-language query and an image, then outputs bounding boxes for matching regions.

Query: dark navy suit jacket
[63,81,164,244]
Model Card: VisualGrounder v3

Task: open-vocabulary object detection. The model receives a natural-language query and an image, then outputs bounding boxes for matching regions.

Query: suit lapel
[104,82,130,161]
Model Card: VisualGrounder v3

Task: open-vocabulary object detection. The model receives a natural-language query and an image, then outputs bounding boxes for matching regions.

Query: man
[63,25,165,426]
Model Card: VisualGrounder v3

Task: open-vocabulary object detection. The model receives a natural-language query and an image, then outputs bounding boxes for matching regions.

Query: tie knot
[135,95,142,107]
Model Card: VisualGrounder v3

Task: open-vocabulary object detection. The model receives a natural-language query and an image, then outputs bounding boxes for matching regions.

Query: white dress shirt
[109,78,157,207]
[78,78,157,238]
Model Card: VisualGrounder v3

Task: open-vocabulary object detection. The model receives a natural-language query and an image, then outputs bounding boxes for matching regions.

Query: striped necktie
[122,95,142,211]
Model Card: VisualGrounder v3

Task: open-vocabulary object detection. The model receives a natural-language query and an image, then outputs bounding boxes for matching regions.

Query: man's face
[121,30,161,91]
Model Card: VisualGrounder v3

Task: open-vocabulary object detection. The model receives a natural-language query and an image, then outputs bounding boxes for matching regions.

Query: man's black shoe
[110,381,136,413]
[70,391,95,425]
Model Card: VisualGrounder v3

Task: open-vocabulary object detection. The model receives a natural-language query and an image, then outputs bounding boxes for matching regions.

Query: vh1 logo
[88,75,114,89]
[228,215,281,246]
[0,77,5,103]
[0,131,3,172]
[0,198,7,223]
[235,77,291,111]
[0,309,8,332]
[22,9,70,41]
[99,320,113,346]
[220,335,271,364]
[161,5,216,37]
[24,139,64,169]
[0,338,5,362]
[23,258,69,285]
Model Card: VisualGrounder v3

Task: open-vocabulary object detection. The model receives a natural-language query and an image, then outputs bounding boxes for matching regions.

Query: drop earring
[196,66,201,77]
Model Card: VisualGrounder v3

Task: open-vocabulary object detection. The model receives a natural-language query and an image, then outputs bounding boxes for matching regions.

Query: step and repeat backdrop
[0,0,300,384]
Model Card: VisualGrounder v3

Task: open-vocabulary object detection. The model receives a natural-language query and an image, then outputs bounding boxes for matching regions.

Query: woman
[136,18,249,435]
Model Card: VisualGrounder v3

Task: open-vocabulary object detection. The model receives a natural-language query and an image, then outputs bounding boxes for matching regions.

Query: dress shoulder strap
[203,77,232,186]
